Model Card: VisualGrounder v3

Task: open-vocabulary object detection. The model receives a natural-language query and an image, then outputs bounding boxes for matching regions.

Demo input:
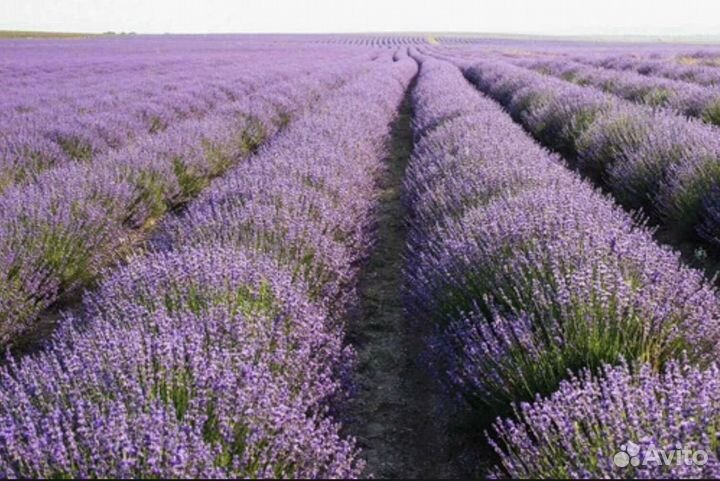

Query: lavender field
[4,33,720,479]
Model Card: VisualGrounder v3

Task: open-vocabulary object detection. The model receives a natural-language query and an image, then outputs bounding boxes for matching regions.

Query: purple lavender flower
[0,47,380,347]
[462,56,720,250]
[405,58,720,419]
[489,360,720,479]
[0,44,417,478]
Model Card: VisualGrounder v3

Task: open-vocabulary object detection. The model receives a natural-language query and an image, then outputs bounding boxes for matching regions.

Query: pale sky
[1,0,720,36]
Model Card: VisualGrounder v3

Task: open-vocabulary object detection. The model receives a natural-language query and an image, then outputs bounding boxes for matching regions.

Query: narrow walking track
[345,81,456,479]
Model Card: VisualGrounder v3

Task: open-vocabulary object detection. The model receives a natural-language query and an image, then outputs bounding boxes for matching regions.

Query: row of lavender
[578,52,720,87]
[0,53,417,477]
[509,55,720,126]
[2,59,271,189]
[0,53,370,349]
[443,55,720,255]
[405,56,720,477]
[1,43,367,191]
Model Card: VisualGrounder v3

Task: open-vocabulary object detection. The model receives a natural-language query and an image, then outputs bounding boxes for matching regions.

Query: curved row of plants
[452,56,720,258]
[577,52,720,87]
[1,44,372,191]
[510,55,720,127]
[0,54,418,477]
[404,56,720,478]
[0,54,370,349]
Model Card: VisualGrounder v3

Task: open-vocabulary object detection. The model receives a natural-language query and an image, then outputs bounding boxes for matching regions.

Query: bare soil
[344,82,462,479]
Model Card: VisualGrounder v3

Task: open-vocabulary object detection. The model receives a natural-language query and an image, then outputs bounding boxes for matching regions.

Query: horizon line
[4,29,720,44]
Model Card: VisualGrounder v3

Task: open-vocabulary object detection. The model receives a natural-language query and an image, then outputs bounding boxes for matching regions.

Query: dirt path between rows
[344,79,459,479]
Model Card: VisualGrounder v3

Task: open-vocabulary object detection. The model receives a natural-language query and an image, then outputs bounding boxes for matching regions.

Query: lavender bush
[463,57,720,248]
[0,38,373,190]
[0,52,372,347]
[160,55,418,314]
[0,248,359,478]
[582,53,720,87]
[514,56,720,126]
[489,360,720,478]
[404,57,720,418]
[0,45,417,478]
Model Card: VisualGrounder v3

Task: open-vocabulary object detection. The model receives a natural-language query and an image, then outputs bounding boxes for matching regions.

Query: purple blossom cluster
[580,53,720,87]
[406,49,720,478]
[159,54,417,315]
[0,39,369,190]
[403,57,720,426]
[0,248,357,478]
[513,56,720,126]
[0,49,417,477]
[462,58,720,249]
[0,50,372,347]
[490,360,720,478]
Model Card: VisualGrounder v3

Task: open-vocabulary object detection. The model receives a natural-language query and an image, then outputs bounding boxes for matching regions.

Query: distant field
[0,30,95,39]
